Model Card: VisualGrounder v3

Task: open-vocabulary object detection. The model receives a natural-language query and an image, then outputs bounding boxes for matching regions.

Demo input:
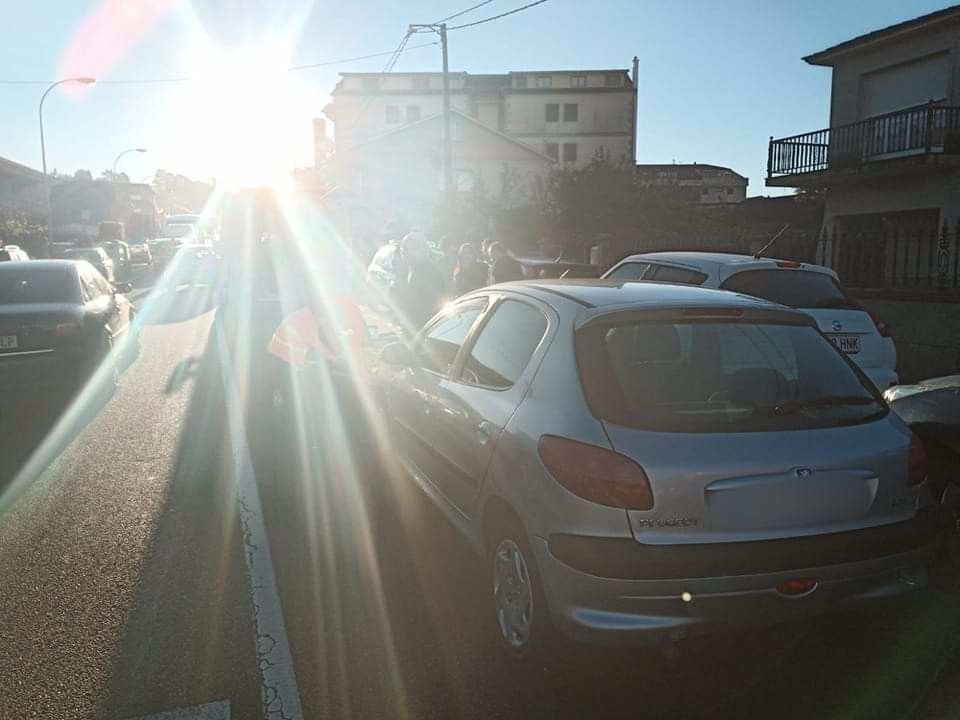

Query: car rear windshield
[576,318,885,433]
[721,269,859,309]
[0,266,80,305]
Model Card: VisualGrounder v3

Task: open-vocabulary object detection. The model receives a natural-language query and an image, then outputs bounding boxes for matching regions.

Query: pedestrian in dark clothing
[453,243,487,296]
[397,232,447,332]
[489,241,524,284]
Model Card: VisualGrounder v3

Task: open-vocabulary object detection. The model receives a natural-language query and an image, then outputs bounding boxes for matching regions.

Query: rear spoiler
[575,304,815,331]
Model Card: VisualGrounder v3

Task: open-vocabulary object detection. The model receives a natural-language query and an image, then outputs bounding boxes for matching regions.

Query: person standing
[452,243,487,296]
[488,241,524,284]
[396,231,446,332]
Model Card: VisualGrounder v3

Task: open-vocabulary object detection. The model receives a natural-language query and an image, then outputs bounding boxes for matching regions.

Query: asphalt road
[0,269,958,719]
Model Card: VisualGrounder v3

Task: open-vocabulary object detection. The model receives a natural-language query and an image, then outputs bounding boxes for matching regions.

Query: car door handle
[477,421,496,445]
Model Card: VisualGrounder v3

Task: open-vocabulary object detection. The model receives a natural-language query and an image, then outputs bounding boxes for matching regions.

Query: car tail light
[681,307,743,318]
[776,578,818,596]
[54,321,79,336]
[868,310,893,338]
[775,260,803,269]
[537,435,653,510]
[908,432,927,487]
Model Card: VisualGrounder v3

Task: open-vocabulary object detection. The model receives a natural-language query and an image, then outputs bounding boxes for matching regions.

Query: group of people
[387,231,526,332]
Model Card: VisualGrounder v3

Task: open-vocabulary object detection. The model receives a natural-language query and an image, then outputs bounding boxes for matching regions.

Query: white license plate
[828,334,861,354]
[0,335,18,350]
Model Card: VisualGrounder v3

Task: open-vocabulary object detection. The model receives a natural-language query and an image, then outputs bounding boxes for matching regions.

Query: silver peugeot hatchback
[376,280,936,657]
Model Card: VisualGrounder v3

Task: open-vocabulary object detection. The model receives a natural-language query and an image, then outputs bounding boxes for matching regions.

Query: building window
[726,187,734,195]
[361,77,380,90]
[571,75,587,88]
[406,105,421,123]
[562,143,577,163]
[700,186,710,196]
[385,105,400,124]
[604,73,622,87]
[563,103,578,122]
[545,103,560,122]
[544,143,559,161]
[515,75,527,88]
[412,76,430,90]
[536,76,552,88]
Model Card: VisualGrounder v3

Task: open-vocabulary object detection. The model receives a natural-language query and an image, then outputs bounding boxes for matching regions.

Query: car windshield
[159,224,194,238]
[722,269,860,309]
[577,318,884,432]
[0,265,79,304]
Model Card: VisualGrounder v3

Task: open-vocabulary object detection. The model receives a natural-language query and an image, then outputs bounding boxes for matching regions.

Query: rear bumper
[534,514,937,647]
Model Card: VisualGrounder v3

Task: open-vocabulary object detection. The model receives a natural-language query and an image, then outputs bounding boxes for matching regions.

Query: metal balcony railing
[767,102,960,178]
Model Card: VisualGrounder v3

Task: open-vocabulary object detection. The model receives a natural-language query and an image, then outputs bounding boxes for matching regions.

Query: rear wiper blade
[772,395,879,414]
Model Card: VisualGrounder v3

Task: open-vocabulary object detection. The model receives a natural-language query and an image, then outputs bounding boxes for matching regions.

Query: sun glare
[177,45,318,189]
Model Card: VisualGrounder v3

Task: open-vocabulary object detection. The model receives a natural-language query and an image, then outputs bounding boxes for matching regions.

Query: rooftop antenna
[754,223,790,259]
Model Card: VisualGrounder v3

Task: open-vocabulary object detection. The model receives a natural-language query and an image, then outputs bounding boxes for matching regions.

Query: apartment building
[322,61,638,169]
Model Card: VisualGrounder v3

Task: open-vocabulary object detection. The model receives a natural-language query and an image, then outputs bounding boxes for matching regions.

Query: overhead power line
[435,0,495,24]
[448,0,551,30]
[0,41,438,85]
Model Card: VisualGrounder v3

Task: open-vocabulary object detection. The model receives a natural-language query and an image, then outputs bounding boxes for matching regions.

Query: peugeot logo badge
[831,320,842,332]
[796,467,813,478]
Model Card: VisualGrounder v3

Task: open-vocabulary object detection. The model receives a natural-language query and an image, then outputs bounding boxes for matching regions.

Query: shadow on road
[102,321,261,720]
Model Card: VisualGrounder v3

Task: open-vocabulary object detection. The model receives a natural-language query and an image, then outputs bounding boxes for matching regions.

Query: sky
[0,0,954,194]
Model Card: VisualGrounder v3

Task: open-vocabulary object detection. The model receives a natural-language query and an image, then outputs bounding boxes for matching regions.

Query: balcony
[766,103,960,186]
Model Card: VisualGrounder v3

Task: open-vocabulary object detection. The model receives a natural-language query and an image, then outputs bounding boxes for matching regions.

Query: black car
[0,260,135,388]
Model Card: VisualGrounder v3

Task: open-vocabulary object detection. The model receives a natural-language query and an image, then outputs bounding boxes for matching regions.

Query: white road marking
[126,700,230,720]
[214,321,305,720]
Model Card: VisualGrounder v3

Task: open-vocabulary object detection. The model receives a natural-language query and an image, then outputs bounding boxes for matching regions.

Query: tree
[73,169,93,181]
[152,170,213,213]
[99,170,130,183]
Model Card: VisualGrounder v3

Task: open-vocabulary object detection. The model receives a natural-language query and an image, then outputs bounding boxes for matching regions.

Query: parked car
[63,246,115,283]
[149,223,198,266]
[128,241,153,267]
[886,375,960,565]
[603,252,898,389]
[376,279,935,657]
[101,240,131,279]
[0,245,30,262]
[0,260,135,387]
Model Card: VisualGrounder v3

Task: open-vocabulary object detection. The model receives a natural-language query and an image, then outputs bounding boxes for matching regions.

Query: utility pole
[409,23,454,206]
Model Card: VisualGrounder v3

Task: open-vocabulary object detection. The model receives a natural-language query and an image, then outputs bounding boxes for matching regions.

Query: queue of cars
[372,250,945,659]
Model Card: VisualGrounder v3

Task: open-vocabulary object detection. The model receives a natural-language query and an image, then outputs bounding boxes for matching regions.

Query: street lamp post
[39,76,96,250]
[112,148,147,178]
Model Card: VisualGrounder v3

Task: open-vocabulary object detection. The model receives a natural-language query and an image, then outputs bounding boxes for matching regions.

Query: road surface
[0,275,958,719]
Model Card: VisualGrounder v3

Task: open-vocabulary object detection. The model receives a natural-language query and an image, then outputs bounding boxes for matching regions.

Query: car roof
[614,251,835,276]
[494,278,789,310]
[0,259,79,272]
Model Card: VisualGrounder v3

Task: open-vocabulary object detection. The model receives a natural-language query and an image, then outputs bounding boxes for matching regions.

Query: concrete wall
[328,93,472,149]
[858,296,960,381]
[824,169,960,228]
[829,18,960,126]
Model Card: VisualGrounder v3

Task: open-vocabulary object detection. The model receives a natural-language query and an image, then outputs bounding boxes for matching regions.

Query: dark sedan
[0,260,135,389]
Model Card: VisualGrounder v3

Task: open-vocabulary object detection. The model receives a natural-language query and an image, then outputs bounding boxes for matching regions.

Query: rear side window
[646,264,708,285]
[416,301,485,375]
[721,269,858,309]
[459,300,548,389]
[577,319,884,433]
[606,262,649,281]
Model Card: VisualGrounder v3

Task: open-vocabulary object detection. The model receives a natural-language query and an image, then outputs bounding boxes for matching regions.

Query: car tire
[487,514,552,662]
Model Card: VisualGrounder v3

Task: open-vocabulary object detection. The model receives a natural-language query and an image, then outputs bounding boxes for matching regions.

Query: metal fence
[824,221,960,294]
[768,103,960,177]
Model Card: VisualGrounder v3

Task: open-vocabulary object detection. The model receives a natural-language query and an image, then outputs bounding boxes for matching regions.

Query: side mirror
[381,341,414,366]
[113,282,133,294]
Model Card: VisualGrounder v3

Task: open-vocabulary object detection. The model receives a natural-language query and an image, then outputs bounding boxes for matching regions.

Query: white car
[604,252,898,389]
